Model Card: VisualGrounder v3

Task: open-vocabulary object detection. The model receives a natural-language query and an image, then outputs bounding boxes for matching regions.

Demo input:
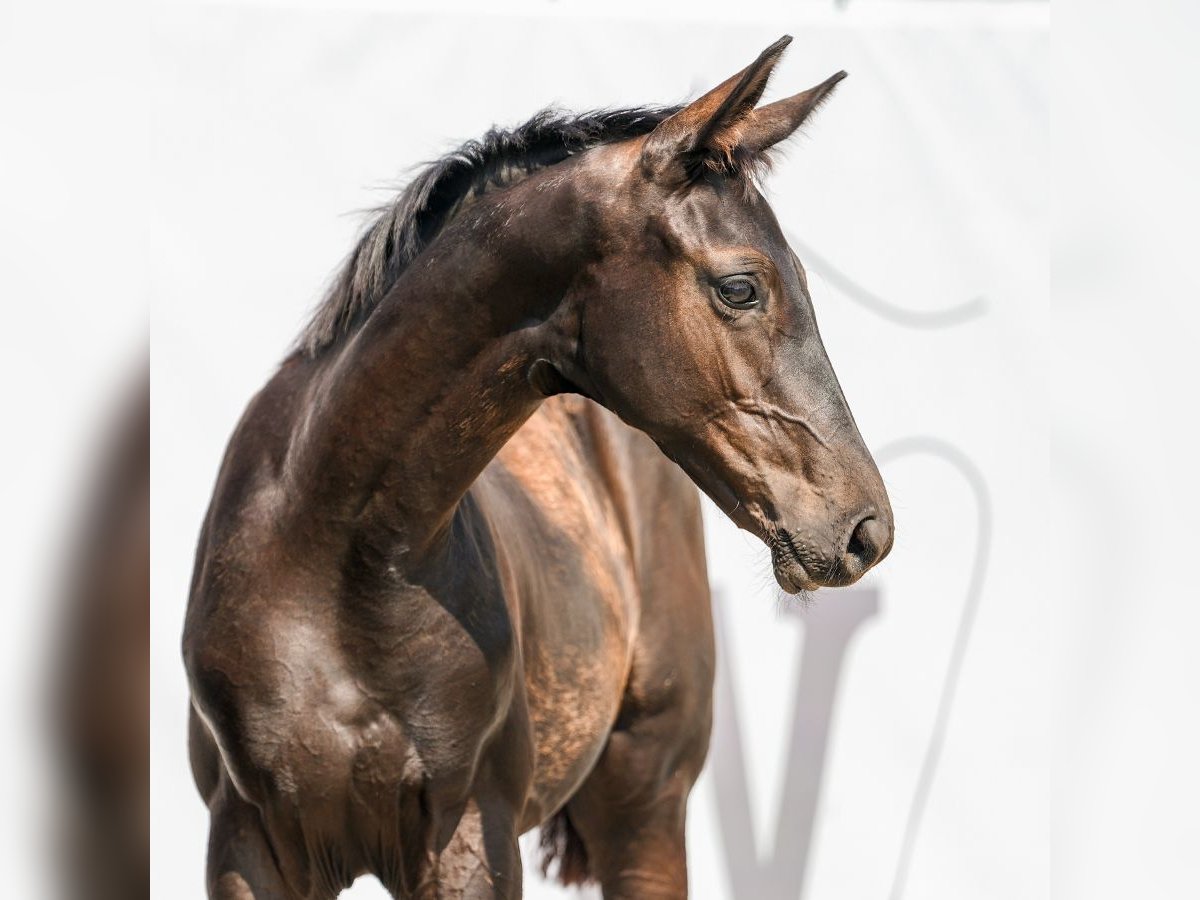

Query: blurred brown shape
[52,372,149,900]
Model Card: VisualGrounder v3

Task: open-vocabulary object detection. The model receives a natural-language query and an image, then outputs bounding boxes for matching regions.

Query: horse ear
[739,70,848,155]
[641,35,793,182]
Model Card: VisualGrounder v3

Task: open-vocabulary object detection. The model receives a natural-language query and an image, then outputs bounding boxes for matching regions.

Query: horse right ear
[641,35,792,183]
[739,70,848,155]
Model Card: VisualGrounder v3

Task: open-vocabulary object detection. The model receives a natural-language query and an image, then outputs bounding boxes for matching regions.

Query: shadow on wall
[711,438,991,900]
[787,232,988,330]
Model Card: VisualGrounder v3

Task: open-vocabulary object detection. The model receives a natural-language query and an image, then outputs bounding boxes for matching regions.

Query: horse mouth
[770,542,819,594]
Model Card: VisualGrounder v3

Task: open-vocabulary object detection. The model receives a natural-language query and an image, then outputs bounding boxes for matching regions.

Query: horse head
[559,36,893,592]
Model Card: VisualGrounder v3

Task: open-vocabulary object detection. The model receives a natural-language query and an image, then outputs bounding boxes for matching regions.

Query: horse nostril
[843,515,890,574]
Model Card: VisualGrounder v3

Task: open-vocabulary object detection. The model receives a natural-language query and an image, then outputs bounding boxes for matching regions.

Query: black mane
[297,105,680,357]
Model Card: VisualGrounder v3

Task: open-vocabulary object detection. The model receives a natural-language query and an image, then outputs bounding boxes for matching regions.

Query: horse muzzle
[770,510,894,594]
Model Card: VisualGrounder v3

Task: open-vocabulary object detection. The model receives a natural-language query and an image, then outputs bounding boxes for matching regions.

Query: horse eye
[718,278,757,308]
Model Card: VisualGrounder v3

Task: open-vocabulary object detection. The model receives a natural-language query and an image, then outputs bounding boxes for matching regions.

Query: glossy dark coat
[184,36,893,899]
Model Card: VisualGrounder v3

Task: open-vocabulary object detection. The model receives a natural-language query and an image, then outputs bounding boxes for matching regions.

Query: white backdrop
[149,3,1048,898]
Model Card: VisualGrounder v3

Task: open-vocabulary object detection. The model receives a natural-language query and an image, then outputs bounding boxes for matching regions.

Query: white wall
[146,3,1048,898]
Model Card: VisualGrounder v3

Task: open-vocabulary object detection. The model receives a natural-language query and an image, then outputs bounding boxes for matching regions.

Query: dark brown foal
[184,36,892,899]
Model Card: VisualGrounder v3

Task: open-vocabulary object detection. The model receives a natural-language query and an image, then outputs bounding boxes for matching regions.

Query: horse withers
[183,35,892,899]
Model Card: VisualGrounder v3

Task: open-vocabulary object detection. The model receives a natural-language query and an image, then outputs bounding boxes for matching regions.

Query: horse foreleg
[408,793,522,900]
[205,778,321,900]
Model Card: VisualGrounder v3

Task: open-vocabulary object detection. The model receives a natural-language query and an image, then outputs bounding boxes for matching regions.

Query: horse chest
[339,586,520,778]
[189,575,518,813]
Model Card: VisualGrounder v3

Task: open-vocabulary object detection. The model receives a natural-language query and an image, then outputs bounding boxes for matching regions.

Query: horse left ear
[739,70,848,155]
[641,35,793,182]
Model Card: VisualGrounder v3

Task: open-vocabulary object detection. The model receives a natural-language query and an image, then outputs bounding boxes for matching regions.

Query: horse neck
[286,161,599,566]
